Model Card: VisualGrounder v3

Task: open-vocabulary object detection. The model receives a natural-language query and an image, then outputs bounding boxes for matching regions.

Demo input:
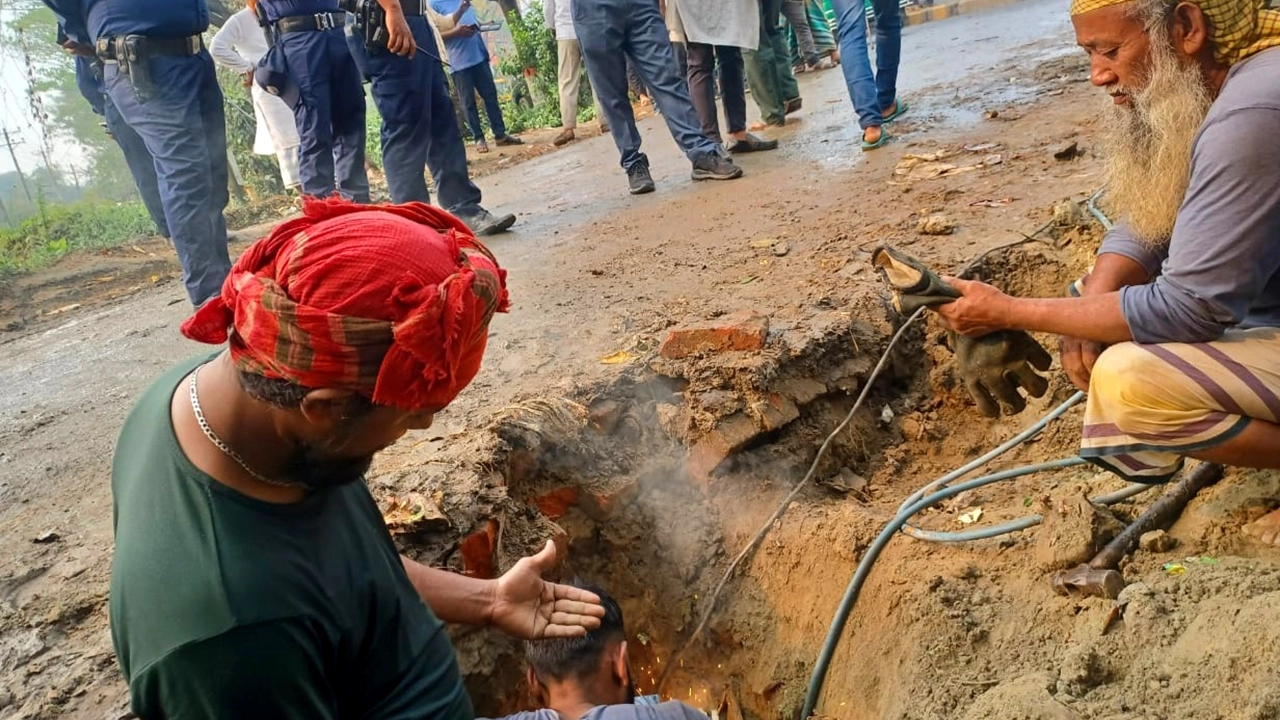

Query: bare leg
[1189,420,1280,545]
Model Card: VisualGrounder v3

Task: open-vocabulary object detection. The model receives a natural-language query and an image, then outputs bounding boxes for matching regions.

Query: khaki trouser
[557,38,605,130]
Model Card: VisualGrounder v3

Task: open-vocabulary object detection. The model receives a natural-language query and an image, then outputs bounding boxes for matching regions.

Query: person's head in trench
[525,583,635,710]
[180,196,509,494]
[1070,0,1277,246]
[507,583,711,720]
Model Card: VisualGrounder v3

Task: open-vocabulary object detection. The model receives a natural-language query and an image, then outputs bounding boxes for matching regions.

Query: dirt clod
[1138,530,1177,553]
[962,674,1081,720]
[918,215,958,236]
[1035,491,1126,571]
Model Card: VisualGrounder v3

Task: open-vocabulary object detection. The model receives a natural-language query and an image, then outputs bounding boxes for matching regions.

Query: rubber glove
[871,245,1053,418]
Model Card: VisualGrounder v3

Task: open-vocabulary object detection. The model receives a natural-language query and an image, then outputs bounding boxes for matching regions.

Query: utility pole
[2,128,33,203]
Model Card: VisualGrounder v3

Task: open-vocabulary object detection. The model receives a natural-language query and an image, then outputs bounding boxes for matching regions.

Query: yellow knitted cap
[1069,0,1280,64]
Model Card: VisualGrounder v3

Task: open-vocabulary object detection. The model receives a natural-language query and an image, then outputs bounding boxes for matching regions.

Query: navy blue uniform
[260,0,370,202]
[73,55,169,239]
[347,15,483,214]
[45,0,231,307]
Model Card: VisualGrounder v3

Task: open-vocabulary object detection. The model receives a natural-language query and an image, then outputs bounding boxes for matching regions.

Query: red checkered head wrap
[181,198,510,411]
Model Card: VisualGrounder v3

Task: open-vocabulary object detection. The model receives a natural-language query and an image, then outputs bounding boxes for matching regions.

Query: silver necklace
[188,365,307,490]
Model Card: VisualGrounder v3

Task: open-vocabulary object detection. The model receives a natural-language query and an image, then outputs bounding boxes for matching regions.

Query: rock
[1139,529,1177,553]
[0,686,12,709]
[1034,490,1126,571]
[1053,142,1082,160]
[32,530,60,544]
[772,241,790,257]
[918,214,958,235]
[659,311,769,360]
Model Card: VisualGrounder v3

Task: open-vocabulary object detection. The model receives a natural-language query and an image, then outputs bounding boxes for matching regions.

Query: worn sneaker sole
[629,181,656,195]
[691,167,744,181]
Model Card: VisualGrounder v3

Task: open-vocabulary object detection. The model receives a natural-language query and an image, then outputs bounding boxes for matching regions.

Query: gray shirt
[1099,46,1280,344]
[487,701,709,720]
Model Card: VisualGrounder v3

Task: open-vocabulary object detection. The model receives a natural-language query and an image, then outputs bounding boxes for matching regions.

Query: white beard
[1099,28,1214,248]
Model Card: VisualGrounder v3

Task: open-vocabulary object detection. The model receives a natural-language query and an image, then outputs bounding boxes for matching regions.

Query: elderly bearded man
[931,0,1280,540]
[109,199,605,718]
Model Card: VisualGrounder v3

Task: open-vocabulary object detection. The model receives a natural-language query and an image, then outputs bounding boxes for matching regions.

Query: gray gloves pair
[872,246,1052,418]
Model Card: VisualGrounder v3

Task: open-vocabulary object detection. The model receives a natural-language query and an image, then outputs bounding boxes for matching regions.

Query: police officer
[45,0,232,307]
[255,0,371,202]
[65,30,170,240]
[346,0,516,235]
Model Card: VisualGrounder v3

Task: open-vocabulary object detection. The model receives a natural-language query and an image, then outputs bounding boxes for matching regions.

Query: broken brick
[687,411,762,484]
[659,311,769,360]
[532,487,580,520]
[460,519,499,579]
[753,392,799,431]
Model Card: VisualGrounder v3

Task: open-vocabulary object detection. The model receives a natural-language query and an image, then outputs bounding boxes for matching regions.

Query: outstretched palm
[490,540,605,639]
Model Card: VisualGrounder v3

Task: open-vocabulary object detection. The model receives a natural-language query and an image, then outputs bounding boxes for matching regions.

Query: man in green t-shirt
[111,200,605,719]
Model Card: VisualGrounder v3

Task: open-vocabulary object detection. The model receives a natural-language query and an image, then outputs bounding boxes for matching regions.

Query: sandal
[882,100,910,124]
[861,126,890,150]
[476,141,490,154]
[784,97,803,115]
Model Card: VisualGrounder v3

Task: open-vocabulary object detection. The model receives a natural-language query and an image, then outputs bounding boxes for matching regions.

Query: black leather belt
[95,33,203,61]
[275,11,346,34]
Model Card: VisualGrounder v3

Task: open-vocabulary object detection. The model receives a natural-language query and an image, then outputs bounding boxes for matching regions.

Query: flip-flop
[860,129,890,150]
[476,142,490,154]
[882,100,910,124]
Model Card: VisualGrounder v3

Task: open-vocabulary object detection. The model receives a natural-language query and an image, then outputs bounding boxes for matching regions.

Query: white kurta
[667,0,758,50]
[211,9,303,187]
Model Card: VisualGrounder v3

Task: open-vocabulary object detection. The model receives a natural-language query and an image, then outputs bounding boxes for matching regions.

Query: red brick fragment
[659,311,769,360]
[532,487,580,520]
[460,519,499,579]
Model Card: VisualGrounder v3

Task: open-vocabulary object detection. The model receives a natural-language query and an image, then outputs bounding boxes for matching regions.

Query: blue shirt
[42,0,208,44]
[257,0,341,23]
[430,0,489,72]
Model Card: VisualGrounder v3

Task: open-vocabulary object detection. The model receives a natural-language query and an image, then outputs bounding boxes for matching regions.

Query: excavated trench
[386,238,1106,719]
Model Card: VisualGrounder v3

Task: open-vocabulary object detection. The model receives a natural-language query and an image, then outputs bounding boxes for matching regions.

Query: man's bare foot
[863,126,884,144]
[881,101,898,118]
[1242,507,1280,545]
[749,119,788,131]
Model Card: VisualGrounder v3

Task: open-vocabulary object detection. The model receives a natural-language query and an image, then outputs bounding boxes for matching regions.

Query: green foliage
[492,0,596,134]
[0,199,158,274]
[365,88,385,169]
[216,67,286,198]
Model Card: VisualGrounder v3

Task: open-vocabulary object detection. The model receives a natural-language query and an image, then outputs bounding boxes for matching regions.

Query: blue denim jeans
[831,0,902,129]
[451,61,508,143]
[572,0,719,170]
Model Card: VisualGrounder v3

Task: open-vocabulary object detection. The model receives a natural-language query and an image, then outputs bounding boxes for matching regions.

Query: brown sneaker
[553,128,576,147]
